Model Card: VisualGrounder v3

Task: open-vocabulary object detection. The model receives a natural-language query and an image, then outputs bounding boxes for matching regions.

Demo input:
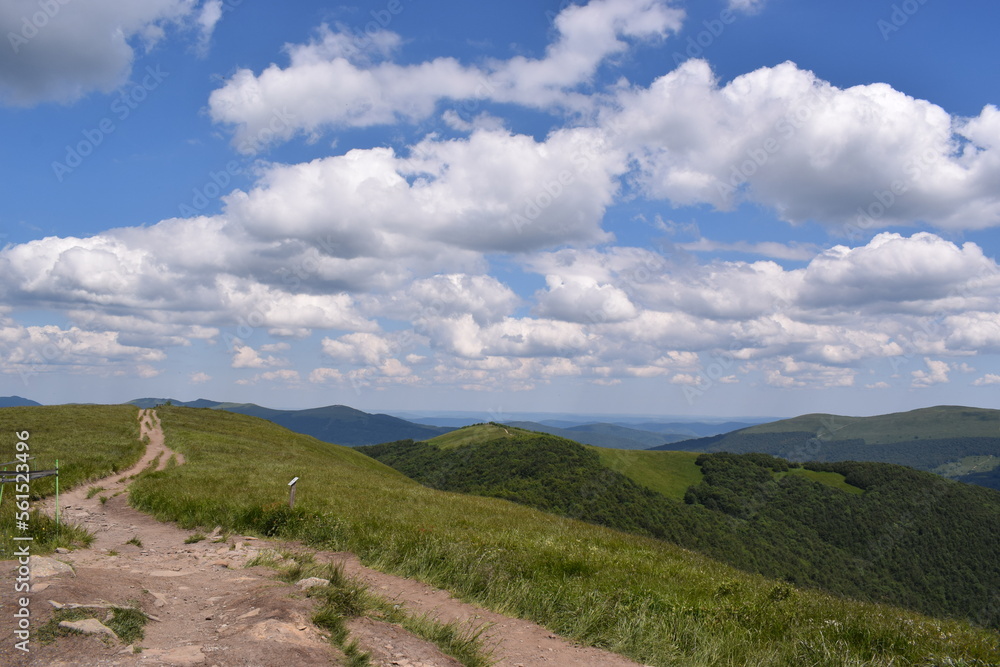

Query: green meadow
[590,448,703,501]
[123,406,999,666]
[0,405,143,557]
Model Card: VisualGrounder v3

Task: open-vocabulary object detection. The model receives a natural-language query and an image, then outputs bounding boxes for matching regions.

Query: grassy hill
[125,407,1000,665]
[741,406,1000,443]
[128,398,452,446]
[654,405,1000,486]
[0,404,143,557]
[588,448,703,500]
[6,404,1000,665]
[590,447,861,501]
[364,424,1000,633]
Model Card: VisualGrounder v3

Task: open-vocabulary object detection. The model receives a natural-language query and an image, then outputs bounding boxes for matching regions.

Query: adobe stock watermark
[178,161,242,217]
[51,65,169,182]
[16,337,70,387]
[877,0,932,41]
[10,430,34,654]
[443,74,499,128]
[179,107,295,216]
[681,346,740,406]
[7,0,73,54]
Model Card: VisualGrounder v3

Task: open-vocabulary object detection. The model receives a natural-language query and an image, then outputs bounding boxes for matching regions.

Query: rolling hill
[651,405,1000,488]
[4,404,999,665]
[128,398,452,446]
[409,416,752,448]
[361,423,1000,631]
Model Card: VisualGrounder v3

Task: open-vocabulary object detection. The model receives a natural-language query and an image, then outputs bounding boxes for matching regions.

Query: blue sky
[1,0,999,417]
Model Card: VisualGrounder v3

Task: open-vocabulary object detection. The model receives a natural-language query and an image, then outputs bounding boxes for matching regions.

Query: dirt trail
[0,409,645,667]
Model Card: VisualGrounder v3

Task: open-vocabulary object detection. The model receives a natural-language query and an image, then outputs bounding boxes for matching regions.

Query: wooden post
[55,459,60,528]
[288,476,299,509]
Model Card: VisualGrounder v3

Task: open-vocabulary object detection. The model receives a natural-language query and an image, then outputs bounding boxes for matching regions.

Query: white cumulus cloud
[0,0,209,106]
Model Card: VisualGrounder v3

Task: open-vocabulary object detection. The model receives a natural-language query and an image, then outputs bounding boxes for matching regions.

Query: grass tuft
[36,604,148,645]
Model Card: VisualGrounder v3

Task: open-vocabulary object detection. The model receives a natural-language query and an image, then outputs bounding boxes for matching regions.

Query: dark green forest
[362,430,1000,631]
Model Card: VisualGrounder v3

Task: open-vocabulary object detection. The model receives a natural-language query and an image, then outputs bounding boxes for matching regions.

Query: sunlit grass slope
[781,467,865,494]
[426,422,528,449]
[128,406,1000,666]
[0,404,142,557]
[590,448,703,500]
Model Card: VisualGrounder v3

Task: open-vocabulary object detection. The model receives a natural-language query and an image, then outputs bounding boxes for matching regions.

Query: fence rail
[0,470,58,483]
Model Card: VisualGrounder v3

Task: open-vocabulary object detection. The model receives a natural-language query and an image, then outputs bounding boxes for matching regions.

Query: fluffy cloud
[520,232,999,374]
[972,374,1000,386]
[237,369,301,385]
[610,60,1000,231]
[533,277,638,324]
[798,232,1000,312]
[0,320,165,380]
[0,0,208,106]
[0,123,624,380]
[375,274,519,326]
[231,343,286,369]
[321,332,395,366]
[416,315,591,360]
[727,0,765,13]
[208,0,683,148]
[194,0,222,56]
[912,358,951,387]
[226,129,624,255]
[6,195,994,388]
[0,225,378,342]
[761,357,856,389]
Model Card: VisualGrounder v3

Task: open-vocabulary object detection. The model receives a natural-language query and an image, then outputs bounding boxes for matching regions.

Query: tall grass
[125,406,1000,666]
[0,405,142,557]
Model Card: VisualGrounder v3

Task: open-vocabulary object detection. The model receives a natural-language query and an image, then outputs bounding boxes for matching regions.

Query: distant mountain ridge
[127,398,451,446]
[128,399,757,450]
[0,396,42,407]
[652,405,1000,489]
[411,417,757,449]
[620,420,758,438]
[506,421,687,449]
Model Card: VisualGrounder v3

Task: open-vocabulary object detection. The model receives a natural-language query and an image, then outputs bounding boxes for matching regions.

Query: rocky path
[0,410,644,667]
